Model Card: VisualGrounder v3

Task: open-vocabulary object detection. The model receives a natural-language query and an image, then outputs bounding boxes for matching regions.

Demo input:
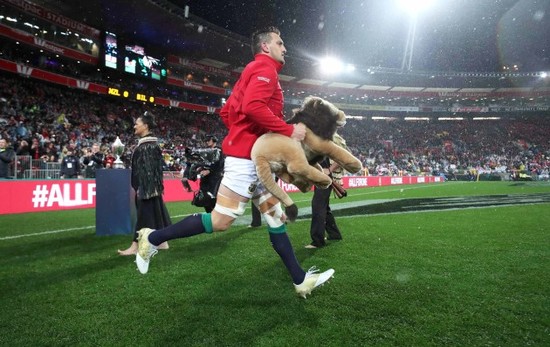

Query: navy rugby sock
[148,213,207,245]
[269,225,306,284]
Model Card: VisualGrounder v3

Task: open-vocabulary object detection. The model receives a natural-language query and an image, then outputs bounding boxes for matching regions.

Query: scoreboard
[107,87,155,103]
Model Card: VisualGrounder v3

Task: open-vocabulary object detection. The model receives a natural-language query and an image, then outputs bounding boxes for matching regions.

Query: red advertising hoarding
[0,176,443,215]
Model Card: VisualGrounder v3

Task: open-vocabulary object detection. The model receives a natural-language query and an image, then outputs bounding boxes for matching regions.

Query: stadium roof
[24,0,550,90]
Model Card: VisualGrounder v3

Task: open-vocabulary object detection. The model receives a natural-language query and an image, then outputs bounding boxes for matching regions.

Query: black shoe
[327,236,342,241]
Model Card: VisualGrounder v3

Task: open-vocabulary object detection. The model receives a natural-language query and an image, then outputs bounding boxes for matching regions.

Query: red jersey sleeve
[241,65,294,137]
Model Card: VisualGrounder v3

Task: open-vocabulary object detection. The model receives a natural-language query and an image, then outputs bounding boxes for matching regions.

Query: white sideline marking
[0,226,95,240]
[0,182,461,241]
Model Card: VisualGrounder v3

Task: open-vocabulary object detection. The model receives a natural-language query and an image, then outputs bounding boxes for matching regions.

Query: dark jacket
[0,145,15,178]
[82,152,105,178]
[60,154,81,178]
[131,136,164,200]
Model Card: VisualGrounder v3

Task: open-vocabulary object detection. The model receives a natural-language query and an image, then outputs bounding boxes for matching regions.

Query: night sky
[177,0,550,73]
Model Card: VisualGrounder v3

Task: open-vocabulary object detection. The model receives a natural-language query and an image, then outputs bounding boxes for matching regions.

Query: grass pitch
[1,181,549,346]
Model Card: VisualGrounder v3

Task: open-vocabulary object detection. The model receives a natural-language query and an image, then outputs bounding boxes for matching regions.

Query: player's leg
[254,186,335,298]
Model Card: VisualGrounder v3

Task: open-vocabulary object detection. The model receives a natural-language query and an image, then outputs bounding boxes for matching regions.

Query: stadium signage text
[108,87,121,96]
[348,177,368,187]
[136,93,155,103]
[2,0,101,39]
[278,181,301,192]
[31,183,96,208]
[391,177,404,185]
[0,24,98,64]
[33,37,65,55]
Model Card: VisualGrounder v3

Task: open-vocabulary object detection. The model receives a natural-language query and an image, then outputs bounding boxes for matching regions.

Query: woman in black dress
[118,111,170,255]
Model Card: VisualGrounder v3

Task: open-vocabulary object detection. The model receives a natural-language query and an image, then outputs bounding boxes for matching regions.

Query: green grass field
[1,181,549,346]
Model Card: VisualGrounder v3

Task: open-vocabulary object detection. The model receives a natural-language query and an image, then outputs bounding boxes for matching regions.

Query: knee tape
[214,193,247,218]
[257,194,285,228]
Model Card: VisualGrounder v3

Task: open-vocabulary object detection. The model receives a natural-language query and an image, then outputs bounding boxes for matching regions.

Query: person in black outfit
[82,143,105,178]
[59,149,81,179]
[305,157,342,249]
[0,138,15,178]
[118,112,170,255]
[191,135,224,213]
[249,202,262,228]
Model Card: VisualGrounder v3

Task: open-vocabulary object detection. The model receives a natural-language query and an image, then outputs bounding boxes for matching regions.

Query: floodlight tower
[399,0,434,71]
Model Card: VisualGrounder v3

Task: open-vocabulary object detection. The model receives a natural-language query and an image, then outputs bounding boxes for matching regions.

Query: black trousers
[250,202,262,226]
[199,173,222,213]
[309,185,342,247]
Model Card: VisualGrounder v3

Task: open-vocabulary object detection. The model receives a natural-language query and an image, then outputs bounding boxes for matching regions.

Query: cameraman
[82,143,105,178]
[181,146,200,192]
[189,135,224,212]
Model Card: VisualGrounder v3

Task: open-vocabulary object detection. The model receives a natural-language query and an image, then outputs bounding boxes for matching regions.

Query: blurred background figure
[82,142,105,178]
[0,138,15,178]
[249,203,262,228]
[306,133,349,249]
[59,148,81,179]
[305,156,343,249]
[190,135,223,213]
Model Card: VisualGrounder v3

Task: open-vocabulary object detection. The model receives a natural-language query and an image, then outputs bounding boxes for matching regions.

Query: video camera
[183,147,212,181]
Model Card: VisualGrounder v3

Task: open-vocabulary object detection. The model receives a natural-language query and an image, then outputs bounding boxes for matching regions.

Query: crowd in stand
[1,72,549,180]
[340,117,549,179]
[283,87,550,108]
[0,73,227,178]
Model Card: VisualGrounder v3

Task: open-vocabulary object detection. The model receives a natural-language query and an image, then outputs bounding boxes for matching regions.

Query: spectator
[59,149,81,179]
[82,142,105,178]
[16,139,30,156]
[44,142,59,163]
[0,138,15,178]
[29,137,43,161]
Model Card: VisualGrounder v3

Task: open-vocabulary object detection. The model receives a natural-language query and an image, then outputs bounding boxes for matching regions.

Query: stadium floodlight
[541,72,548,78]
[398,0,435,15]
[319,57,344,75]
[318,57,356,76]
[399,0,435,71]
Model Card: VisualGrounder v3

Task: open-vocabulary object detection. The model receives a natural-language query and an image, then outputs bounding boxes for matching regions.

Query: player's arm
[241,66,294,137]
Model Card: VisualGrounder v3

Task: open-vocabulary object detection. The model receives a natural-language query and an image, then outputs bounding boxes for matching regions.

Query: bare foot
[117,242,138,256]
[157,241,169,250]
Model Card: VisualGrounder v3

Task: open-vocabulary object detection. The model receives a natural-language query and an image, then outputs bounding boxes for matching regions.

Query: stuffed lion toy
[251,96,362,221]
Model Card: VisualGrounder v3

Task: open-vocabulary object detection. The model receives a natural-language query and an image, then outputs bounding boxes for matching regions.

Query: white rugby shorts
[220,156,268,199]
